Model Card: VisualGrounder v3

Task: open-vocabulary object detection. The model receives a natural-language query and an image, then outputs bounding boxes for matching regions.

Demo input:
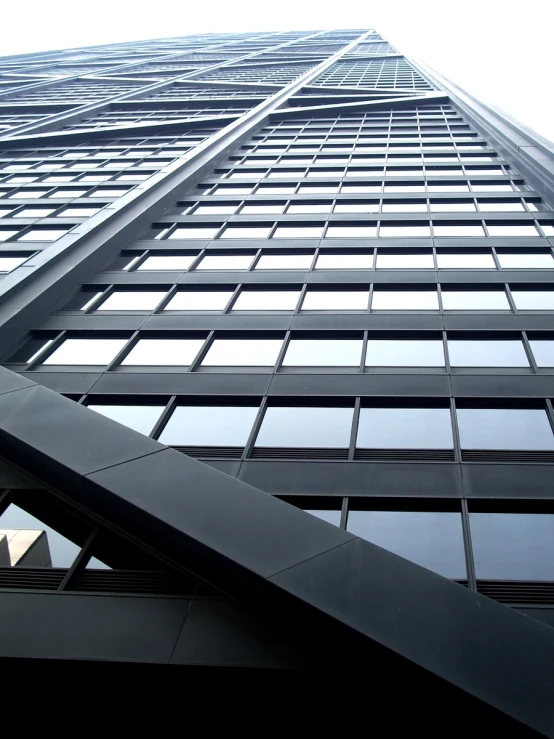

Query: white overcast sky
[3,0,554,144]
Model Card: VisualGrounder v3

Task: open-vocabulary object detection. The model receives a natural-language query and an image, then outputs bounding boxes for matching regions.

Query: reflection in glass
[347,510,466,578]
[159,405,259,446]
[255,406,354,448]
[457,408,554,450]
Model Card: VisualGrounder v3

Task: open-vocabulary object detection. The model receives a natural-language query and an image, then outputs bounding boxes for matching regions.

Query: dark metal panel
[239,460,463,498]
[90,371,271,395]
[268,372,451,397]
[462,464,554,499]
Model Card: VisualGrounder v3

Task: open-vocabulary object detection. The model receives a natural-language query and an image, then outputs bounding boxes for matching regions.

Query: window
[0,504,81,567]
[511,291,554,310]
[232,290,301,311]
[193,204,237,215]
[255,253,313,270]
[356,407,454,448]
[478,200,525,212]
[17,229,69,241]
[379,224,431,237]
[42,338,127,366]
[346,509,466,579]
[273,225,325,239]
[14,208,56,217]
[429,202,476,212]
[334,202,379,213]
[87,404,164,435]
[497,252,554,269]
[158,405,258,446]
[486,223,539,237]
[456,407,554,450]
[315,253,374,269]
[220,225,272,239]
[59,206,102,217]
[282,339,363,366]
[96,291,166,311]
[302,290,369,310]
[325,224,377,238]
[441,290,509,310]
[436,251,495,269]
[201,338,282,366]
[529,340,554,367]
[447,340,529,367]
[241,204,285,214]
[288,203,332,214]
[196,254,255,270]
[121,339,204,366]
[0,255,30,272]
[470,513,554,580]
[168,226,220,239]
[164,291,234,311]
[433,224,485,237]
[254,406,354,448]
[376,253,433,269]
[371,290,439,310]
[138,255,197,271]
[365,339,445,367]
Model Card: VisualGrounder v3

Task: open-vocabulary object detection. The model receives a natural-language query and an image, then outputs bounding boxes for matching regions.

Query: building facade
[0,29,553,730]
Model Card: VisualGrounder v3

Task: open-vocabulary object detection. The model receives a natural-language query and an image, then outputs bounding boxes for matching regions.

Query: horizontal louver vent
[355,449,456,462]
[173,446,243,459]
[71,569,196,595]
[462,451,554,463]
[250,447,349,460]
[0,567,66,590]
[478,580,554,605]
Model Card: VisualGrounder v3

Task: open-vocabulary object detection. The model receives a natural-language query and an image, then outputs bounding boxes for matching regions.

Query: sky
[2,0,554,144]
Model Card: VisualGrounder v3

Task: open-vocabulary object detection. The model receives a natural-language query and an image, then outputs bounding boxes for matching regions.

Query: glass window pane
[18,229,69,241]
[529,340,554,367]
[158,405,258,446]
[365,339,445,367]
[441,290,509,310]
[232,291,301,311]
[164,291,233,310]
[288,204,332,214]
[169,226,220,239]
[376,253,433,269]
[334,203,379,213]
[138,255,196,271]
[255,406,354,448]
[381,203,427,213]
[121,339,204,366]
[256,254,313,270]
[371,291,439,310]
[315,253,374,269]
[357,407,454,448]
[433,224,485,236]
[457,408,554,450]
[497,253,554,269]
[194,205,237,215]
[97,291,166,310]
[87,405,164,435]
[273,225,324,238]
[448,340,529,367]
[325,225,377,238]
[220,226,272,239]
[512,291,554,310]
[347,510,466,579]
[430,202,476,212]
[0,504,81,567]
[436,252,495,269]
[201,339,282,366]
[196,255,254,270]
[379,225,431,237]
[0,256,29,272]
[282,339,362,366]
[470,513,554,580]
[487,224,539,236]
[43,338,127,365]
[302,290,369,310]
[241,204,285,214]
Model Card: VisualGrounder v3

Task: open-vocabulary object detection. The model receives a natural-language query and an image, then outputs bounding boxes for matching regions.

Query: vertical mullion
[461,499,477,591]
[348,397,361,461]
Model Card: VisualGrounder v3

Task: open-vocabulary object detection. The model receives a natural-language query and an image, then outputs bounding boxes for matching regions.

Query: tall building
[0,29,553,729]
